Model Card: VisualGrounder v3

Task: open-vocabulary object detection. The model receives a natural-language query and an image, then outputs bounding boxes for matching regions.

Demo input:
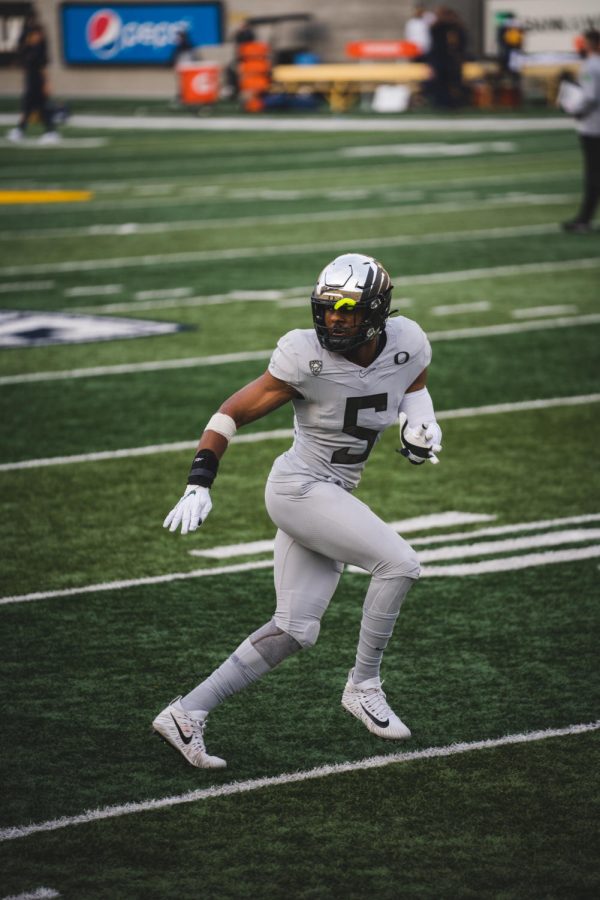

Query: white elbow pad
[205,412,237,442]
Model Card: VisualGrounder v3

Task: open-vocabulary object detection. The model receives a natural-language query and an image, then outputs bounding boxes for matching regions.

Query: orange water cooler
[178,62,221,104]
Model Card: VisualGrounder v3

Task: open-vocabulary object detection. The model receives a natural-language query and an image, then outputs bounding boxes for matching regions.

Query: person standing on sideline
[7,17,59,144]
[404,5,435,60]
[560,30,600,233]
[153,253,443,769]
[428,6,468,109]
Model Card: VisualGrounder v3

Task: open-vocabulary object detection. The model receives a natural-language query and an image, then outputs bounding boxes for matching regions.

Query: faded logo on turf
[0,311,186,348]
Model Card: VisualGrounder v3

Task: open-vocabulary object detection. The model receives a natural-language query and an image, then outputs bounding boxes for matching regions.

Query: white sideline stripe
[0,223,559,277]
[0,112,572,132]
[421,545,600,576]
[511,304,577,319]
[0,280,54,293]
[4,312,600,388]
[412,513,600,546]
[190,512,496,559]
[2,542,599,607]
[0,195,574,241]
[1,889,60,900]
[0,721,597,843]
[1,394,598,473]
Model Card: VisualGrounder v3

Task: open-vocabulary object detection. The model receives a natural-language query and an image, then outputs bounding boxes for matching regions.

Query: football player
[153,253,442,768]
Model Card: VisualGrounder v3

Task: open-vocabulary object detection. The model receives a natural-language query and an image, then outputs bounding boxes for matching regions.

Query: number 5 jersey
[267,316,432,491]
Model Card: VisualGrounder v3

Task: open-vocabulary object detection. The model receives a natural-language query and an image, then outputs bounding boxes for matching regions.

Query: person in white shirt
[560,30,600,233]
[153,253,443,769]
[404,5,435,58]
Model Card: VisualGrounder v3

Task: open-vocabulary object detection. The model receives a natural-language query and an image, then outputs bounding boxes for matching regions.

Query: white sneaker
[7,127,24,142]
[152,697,226,769]
[341,669,411,740]
[38,131,60,145]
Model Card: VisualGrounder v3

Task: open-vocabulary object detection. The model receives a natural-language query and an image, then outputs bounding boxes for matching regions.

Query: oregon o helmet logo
[87,8,122,59]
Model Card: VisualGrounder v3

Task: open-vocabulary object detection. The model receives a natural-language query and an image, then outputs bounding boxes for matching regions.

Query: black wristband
[187,448,219,488]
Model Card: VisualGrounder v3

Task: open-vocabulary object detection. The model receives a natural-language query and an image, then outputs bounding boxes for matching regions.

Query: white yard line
[412,513,600,545]
[428,314,600,342]
[0,280,54,293]
[2,171,577,218]
[0,223,559,277]
[0,349,274,386]
[3,307,600,388]
[134,287,193,300]
[190,512,496,560]
[64,284,122,297]
[0,394,598,473]
[511,304,577,319]
[192,514,600,561]
[0,721,597,843]
[72,257,600,314]
[421,545,600,576]
[0,561,276,606]
[2,533,600,606]
[420,529,600,562]
[432,301,491,316]
[0,195,574,241]
[1,890,60,900]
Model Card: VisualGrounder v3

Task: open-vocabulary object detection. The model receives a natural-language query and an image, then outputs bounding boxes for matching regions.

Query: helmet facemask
[310,254,393,353]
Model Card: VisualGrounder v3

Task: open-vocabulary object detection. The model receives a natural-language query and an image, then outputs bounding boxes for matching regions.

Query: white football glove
[398,413,443,465]
[163,484,213,535]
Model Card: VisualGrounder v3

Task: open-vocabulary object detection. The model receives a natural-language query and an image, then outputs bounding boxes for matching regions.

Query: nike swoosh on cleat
[171,713,193,745]
[360,703,389,728]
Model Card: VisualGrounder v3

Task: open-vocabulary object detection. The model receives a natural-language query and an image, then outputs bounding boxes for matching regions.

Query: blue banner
[61,3,223,65]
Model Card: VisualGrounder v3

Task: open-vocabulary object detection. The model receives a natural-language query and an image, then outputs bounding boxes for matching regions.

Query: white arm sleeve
[399,387,437,426]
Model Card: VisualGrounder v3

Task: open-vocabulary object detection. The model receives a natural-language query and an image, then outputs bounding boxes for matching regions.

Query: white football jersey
[268,316,432,490]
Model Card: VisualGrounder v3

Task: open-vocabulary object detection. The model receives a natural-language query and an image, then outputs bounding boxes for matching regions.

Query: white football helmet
[311,253,393,352]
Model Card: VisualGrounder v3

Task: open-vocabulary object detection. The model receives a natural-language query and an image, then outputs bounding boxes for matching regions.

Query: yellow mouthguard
[333,297,358,310]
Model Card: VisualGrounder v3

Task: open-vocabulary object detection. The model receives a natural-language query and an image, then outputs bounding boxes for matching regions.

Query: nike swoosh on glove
[163,485,213,534]
[398,413,442,465]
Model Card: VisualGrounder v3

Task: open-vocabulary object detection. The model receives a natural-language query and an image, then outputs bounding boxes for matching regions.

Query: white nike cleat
[152,697,226,769]
[341,669,411,740]
[7,127,24,143]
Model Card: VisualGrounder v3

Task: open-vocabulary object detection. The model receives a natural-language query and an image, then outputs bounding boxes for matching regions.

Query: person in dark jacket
[7,18,58,144]
[428,6,468,109]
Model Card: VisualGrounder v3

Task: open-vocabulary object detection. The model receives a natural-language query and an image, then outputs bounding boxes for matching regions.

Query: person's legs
[578,135,600,224]
[266,477,420,683]
[179,530,342,713]
[565,135,600,230]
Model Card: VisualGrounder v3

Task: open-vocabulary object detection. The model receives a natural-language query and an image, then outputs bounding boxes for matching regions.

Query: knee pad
[272,613,321,650]
[249,619,303,666]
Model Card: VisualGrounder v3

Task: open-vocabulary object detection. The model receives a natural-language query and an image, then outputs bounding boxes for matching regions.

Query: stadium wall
[1,0,479,99]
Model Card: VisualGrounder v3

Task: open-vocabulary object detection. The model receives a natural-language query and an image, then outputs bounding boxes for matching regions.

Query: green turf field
[0,115,598,899]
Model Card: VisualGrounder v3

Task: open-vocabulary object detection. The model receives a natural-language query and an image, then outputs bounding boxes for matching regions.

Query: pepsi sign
[61,3,223,65]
